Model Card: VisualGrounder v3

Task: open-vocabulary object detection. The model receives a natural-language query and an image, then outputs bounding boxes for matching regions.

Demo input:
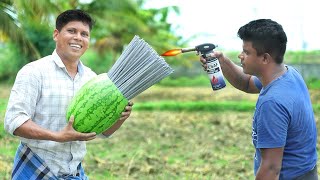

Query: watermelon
[66,73,128,134]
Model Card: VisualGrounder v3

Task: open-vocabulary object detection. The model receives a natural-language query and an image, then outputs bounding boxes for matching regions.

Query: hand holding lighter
[162,43,226,91]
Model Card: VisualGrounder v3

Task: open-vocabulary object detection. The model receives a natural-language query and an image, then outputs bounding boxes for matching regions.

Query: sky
[143,0,319,51]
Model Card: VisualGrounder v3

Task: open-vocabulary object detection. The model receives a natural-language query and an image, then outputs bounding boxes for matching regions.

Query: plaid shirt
[5,50,96,176]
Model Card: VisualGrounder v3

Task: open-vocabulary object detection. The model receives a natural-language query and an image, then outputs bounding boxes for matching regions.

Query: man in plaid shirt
[4,9,133,179]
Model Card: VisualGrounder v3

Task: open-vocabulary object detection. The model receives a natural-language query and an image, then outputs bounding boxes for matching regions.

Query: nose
[73,32,82,41]
[238,53,244,59]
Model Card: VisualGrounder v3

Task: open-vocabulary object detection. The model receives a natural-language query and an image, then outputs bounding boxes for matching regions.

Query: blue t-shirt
[252,66,317,179]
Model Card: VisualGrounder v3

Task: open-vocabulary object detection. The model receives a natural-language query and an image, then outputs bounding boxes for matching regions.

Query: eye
[67,29,75,34]
[81,32,89,38]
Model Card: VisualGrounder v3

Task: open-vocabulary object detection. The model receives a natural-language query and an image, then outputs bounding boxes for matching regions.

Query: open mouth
[69,43,82,49]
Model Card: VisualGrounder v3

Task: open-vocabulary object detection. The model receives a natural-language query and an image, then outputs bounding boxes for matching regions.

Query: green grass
[1,84,320,179]
[133,100,320,114]
[83,111,256,179]
[158,75,320,90]
[0,98,8,138]
[134,100,255,112]
[158,76,210,87]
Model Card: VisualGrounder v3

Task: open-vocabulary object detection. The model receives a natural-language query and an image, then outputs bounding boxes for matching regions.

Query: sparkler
[108,35,174,99]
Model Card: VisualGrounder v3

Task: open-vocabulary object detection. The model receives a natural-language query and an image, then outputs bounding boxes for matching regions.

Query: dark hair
[237,19,287,64]
[56,9,94,31]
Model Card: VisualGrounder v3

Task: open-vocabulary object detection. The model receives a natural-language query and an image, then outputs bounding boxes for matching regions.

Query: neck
[260,64,287,87]
[64,61,78,78]
[56,50,79,78]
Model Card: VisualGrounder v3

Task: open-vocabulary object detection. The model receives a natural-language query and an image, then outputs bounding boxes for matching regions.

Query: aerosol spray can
[196,43,226,90]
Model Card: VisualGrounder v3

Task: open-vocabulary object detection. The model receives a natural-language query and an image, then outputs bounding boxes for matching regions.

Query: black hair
[56,9,94,31]
[237,19,287,64]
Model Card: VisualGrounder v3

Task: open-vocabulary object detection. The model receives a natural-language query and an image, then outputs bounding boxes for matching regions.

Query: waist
[293,165,318,180]
[22,140,86,175]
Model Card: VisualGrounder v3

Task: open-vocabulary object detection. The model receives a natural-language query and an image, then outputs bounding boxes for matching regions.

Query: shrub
[0,43,28,83]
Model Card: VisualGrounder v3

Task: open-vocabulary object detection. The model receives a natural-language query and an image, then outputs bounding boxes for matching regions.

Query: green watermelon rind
[66,73,128,134]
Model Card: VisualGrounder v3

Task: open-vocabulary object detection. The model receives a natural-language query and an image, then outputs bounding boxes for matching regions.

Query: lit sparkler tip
[161,49,182,56]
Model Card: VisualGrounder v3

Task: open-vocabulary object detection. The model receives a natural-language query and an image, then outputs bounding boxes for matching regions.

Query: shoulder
[17,55,53,78]
[83,65,96,76]
[286,65,304,80]
[14,55,58,87]
[21,55,53,71]
[256,86,291,115]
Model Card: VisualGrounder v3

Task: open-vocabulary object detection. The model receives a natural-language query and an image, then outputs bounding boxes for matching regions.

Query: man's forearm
[218,56,252,92]
[13,119,57,141]
[255,165,281,180]
[102,119,126,137]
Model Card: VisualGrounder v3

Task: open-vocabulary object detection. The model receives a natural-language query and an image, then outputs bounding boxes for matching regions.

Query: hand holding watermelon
[119,101,134,121]
[55,115,97,142]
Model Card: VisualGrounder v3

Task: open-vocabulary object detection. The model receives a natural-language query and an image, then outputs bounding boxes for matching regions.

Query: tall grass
[134,100,255,112]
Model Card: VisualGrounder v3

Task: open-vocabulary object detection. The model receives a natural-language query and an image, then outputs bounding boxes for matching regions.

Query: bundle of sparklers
[108,35,174,99]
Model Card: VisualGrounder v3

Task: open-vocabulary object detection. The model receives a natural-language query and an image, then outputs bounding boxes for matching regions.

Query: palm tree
[0,0,40,60]
[1,0,184,63]
[83,0,183,54]
[1,0,84,60]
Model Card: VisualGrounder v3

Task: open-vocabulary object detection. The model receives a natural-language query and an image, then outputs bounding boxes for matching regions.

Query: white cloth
[4,50,96,176]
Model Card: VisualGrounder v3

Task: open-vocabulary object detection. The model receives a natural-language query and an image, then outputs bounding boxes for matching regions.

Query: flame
[161,49,182,56]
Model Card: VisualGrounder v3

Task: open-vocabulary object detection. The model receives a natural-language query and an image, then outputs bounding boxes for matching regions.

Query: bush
[0,43,28,83]
[81,49,118,74]
[307,78,320,90]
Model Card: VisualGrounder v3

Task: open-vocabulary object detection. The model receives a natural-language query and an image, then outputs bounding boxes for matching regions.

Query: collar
[52,50,84,76]
[260,65,290,94]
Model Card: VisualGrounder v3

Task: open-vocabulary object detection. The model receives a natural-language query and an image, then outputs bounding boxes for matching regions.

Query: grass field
[0,84,319,179]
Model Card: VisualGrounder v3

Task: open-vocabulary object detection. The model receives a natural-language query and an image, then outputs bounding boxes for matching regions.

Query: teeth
[70,44,81,49]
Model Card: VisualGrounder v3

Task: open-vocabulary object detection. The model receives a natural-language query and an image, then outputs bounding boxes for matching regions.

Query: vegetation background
[1,0,320,179]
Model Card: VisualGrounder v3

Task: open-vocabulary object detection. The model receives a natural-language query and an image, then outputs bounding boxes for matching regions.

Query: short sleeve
[253,76,263,90]
[256,100,290,148]
[4,64,41,135]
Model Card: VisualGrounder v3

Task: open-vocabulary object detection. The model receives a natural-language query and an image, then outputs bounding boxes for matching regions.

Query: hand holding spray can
[161,43,226,91]
[196,43,226,90]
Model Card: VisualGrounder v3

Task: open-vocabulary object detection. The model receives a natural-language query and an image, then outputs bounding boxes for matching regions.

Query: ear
[262,53,272,64]
[53,29,59,41]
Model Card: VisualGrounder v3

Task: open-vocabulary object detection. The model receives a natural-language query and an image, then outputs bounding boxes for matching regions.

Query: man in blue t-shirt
[200,19,317,179]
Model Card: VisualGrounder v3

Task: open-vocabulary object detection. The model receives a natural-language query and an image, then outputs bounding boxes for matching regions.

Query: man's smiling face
[53,21,90,62]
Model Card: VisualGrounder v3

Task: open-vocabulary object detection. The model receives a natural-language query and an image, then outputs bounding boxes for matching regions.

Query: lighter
[162,43,226,91]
